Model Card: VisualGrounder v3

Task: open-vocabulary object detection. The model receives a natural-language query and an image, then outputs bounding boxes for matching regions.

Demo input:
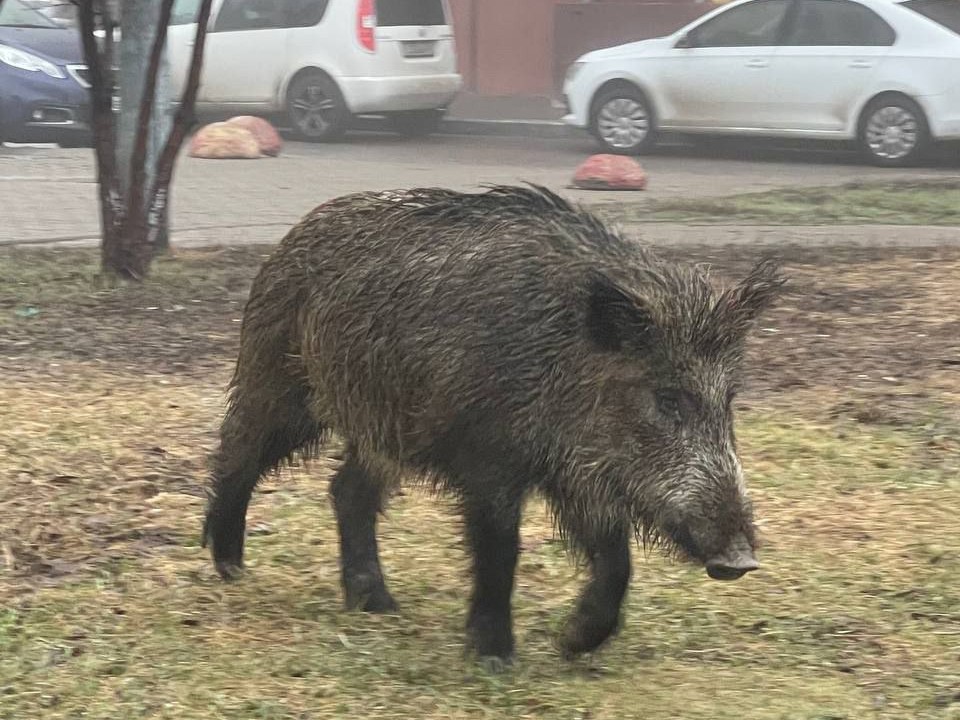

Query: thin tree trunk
[152,53,173,251]
[75,1,127,275]
[145,0,213,251]
[118,0,173,254]
[73,0,212,279]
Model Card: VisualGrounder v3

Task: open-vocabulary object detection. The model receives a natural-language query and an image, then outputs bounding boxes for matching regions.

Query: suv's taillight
[357,0,376,52]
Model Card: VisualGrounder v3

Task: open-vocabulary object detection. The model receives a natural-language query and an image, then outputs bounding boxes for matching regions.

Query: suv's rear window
[376,0,446,26]
[902,0,960,34]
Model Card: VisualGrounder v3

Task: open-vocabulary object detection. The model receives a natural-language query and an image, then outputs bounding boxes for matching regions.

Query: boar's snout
[705,534,759,581]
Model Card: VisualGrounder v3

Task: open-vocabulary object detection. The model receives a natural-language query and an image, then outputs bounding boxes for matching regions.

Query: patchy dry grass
[1,244,958,720]
[599,180,960,226]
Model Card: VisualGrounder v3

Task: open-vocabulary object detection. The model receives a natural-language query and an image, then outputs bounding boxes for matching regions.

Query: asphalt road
[2,132,959,246]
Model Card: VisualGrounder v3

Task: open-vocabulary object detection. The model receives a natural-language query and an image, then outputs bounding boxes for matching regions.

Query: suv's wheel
[590,85,657,155]
[286,71,349,142]
[858,94,930,167]
[386,109,443,137]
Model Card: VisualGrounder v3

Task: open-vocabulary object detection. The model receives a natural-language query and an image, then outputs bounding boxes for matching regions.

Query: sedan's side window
[782,0,897,46]
[689,0,792,47]
[214,0,285,32]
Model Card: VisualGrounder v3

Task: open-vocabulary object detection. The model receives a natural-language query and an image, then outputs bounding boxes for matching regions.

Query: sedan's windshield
[902,0,960,34]
[0,0,60,28]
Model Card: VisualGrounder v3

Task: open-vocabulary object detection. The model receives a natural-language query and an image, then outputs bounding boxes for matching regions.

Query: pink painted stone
[226,115,283,157]
[572,154,648,191]
[188,122,261,160]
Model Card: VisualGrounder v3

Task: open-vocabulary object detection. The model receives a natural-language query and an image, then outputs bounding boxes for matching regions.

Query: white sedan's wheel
[590,87,657,155]
[859,96,930,167]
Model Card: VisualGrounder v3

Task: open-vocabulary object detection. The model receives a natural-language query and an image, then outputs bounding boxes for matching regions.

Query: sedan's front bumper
[0,63,91,143]
[560,77,590,129]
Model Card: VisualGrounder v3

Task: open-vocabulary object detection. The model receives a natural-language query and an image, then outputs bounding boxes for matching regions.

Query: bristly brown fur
[203,184,785,660]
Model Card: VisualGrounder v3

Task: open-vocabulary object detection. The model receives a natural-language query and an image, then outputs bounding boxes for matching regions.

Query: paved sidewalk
[2,134,958,248]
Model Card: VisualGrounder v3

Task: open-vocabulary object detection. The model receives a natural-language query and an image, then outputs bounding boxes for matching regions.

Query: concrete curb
[7,223,960,250]
[439,118,574,139]
[349,115,575,140]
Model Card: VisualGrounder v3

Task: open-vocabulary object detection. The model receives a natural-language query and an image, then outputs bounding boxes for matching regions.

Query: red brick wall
[448,0,556,96]
[553,2,710,92]
[448,0,711,97]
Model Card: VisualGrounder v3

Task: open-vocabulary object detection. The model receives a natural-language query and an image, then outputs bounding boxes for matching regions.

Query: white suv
[168,0,462,140]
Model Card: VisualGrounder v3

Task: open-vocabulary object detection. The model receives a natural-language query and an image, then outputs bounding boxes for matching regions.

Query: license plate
[402,40,435,58]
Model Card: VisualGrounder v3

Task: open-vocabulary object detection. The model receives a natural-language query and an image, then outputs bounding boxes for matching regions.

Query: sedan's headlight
[565,61,585,84]
[0,43,65,78]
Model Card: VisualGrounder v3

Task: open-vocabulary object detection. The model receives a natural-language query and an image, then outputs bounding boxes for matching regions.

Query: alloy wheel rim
[598,98,649,149]
[292,84,336,136]
[866,105,919,161]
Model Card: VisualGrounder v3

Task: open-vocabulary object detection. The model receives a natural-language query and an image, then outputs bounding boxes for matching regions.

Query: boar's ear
[585,272,659,352]
[716,259,787,337]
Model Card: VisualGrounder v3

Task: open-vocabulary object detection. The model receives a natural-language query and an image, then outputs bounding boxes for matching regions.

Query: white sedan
[562,0,960,166]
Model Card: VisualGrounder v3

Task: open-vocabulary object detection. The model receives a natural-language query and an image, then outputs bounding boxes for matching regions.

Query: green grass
[598,180,960,226]
[1,415,958,720]
[1,246,959,719]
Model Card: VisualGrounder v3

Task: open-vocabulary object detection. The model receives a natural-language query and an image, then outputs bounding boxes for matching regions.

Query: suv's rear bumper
[340,73,462,114]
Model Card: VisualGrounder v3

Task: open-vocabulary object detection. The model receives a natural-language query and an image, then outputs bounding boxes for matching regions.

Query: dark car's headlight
[0,43,65,79]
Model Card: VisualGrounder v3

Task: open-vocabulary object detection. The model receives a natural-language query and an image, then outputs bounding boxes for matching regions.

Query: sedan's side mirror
[675,33,694,49]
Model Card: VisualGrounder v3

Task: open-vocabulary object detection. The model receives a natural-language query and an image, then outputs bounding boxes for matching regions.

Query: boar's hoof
[466,612,515,666]
[343,573,399,613]
[214,559,245,582]
[347,588,398,614]
[559,612,620,658]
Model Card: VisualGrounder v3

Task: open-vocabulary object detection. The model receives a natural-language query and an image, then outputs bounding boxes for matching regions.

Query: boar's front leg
[560,525,632,656]
[461,491,522,667]
[330,447,398,613]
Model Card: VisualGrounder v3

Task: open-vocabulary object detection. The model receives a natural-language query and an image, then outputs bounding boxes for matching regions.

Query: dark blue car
[0,0,90,145]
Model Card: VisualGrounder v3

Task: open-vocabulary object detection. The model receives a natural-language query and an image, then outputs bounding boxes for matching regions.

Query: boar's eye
[655,388,684,423]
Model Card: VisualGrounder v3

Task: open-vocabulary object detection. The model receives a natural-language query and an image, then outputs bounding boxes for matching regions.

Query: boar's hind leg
[461,491,522,666]
[204,382,322,581]
[330,448,398,613]
[559,525,632,656]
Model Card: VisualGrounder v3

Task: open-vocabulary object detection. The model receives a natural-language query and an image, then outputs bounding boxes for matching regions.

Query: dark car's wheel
[286,71,350,142]
[858,94,930,167]
[386,109,443,137]
[590,85,657,155]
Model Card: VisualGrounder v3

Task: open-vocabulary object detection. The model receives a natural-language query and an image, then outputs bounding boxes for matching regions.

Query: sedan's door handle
[746,59,769,68]
[849,60,873,68]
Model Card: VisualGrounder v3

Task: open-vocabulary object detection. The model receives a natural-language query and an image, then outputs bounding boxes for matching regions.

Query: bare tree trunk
[118,0,173,254]
[73,0,212,280]
[76,0,125,273]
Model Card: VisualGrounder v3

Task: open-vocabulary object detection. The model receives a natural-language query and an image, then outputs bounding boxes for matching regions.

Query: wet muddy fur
[203,185,783,663]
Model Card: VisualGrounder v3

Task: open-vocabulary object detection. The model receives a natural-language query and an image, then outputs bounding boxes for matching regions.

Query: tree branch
[149,0,214,218]
[76,1,116,180]
[126,0,177,233]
